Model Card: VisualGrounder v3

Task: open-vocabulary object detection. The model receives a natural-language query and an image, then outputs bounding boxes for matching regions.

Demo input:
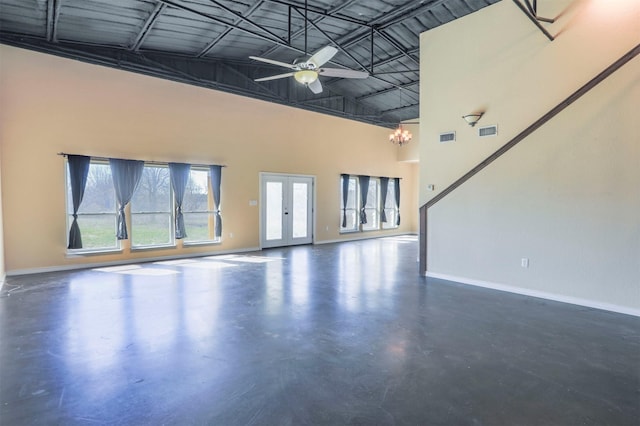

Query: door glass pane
[266,181,283,240]
[292,182,308,238]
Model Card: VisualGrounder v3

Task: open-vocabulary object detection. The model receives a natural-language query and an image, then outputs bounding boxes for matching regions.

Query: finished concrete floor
[1,236,638,425]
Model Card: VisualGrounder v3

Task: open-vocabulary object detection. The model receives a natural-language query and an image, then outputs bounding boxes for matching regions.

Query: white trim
[316,231,417,245]
[426,272,640,318]
[6,247,261,276]
[0,273,5,292]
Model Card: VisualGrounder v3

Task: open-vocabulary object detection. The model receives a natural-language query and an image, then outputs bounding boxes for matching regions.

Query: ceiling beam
[338,0,449,50]
[130,3,166,51]
[197,0,266,57]
[259,0,360,58]
[157,0,285,46]
[511,0,554,41]
[205,0,285,44]
[264,0,369,27]
[46,0,61,42]
[289,6,369,72]
[380,102,419,114]
[357,82,419,102]
[373,28,419,66]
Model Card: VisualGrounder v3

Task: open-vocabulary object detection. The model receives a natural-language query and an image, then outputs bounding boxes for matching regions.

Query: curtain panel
[67,155,91,249]
[169,163,191,239]
[109,159,144,240]
[358,175,370,224]
[210,165,223,239]
[394,177,401,226]
[379,177,389,223]
[341,174,350,228]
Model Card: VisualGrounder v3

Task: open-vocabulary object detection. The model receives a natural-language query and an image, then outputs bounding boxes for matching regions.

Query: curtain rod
[342,173,402,180]
[57,152,226,168]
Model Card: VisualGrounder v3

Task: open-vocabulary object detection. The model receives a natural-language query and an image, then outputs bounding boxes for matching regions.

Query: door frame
[259,172,316,249]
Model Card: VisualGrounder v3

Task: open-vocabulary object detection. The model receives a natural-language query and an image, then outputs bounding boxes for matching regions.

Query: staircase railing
[419,43,640,275]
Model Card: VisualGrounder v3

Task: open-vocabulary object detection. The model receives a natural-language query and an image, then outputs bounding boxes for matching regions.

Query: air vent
[478,125,498,137]
[439,132,456,143]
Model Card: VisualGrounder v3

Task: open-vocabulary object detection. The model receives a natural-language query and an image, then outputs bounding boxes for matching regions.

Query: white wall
[419,0,640,315]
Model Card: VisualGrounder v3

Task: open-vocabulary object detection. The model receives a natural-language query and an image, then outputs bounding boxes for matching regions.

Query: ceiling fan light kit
[294,70,318,84]
[250,45,368,94]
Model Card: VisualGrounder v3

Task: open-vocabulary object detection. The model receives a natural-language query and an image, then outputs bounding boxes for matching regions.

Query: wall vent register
[439,132,456,143]
[478,125,498,137]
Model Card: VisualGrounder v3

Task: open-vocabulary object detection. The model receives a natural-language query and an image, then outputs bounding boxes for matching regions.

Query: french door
[260,173,314,248]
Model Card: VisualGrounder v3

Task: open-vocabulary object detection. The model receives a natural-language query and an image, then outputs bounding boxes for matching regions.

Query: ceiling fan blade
[255,72,295,82]
[249,56,297,69]
[318,68,369,79]
[307,79,323,94]
[307,46,338,68]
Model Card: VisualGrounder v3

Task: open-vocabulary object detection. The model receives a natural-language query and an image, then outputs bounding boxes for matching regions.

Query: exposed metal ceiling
[0,0,500,128]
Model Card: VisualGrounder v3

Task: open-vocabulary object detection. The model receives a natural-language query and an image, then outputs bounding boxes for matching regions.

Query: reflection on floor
[91,255,284,277]
[1,235,638,425]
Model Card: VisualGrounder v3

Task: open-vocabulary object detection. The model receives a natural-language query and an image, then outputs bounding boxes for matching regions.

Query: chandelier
[389,124,412,146]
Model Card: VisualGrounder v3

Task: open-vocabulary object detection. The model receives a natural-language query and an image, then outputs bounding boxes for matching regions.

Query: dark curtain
[379,177,389,223]
[67,155,91,249]
[210,165,223,239]
[169,163,191,239]
[394,177,401,226]
[358,175,370,224]
[341,174,349,228]
[109,159,144,240]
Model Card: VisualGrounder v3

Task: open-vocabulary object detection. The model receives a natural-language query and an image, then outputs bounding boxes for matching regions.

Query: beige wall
[420,0,640,313]
[0,45,418,273]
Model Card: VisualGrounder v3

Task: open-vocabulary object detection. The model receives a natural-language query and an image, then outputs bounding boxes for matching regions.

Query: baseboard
[6,246,262,276]
[316,231,418,245]
[0,273,5,292]
[426,272,640,318]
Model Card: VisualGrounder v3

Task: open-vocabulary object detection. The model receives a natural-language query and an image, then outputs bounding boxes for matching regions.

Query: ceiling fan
[249,45,369,94]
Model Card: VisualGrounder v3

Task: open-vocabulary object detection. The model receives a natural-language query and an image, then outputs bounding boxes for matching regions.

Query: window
[362,178,379,231]
[183,167,220,244]
[131,164,173,248]
[340,176,358,232]
[66,157,223,253]
[382,179,399,229]
[66,160,119,251]
[339,175,399,233]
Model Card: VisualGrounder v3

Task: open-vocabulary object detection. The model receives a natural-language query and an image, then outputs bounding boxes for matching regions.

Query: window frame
[65,159,121,254]
[361,178,379,232]
[182,166,222,246]
[382,178,399,230]
[339,175,359,233]
[340,176,399,233]
[130,163,175,250]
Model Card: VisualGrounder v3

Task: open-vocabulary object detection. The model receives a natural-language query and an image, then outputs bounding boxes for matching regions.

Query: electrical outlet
[325,225,329,231]
[521,258,529,268]
[229,232,234,239]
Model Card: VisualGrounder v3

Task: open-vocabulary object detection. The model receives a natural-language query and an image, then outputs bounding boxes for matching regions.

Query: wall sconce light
[462,112,484,127]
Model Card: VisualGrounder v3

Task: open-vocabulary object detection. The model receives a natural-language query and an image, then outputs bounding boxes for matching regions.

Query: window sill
[183,240,222,247]
[131,244,177,252]
[66,248,123,257]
